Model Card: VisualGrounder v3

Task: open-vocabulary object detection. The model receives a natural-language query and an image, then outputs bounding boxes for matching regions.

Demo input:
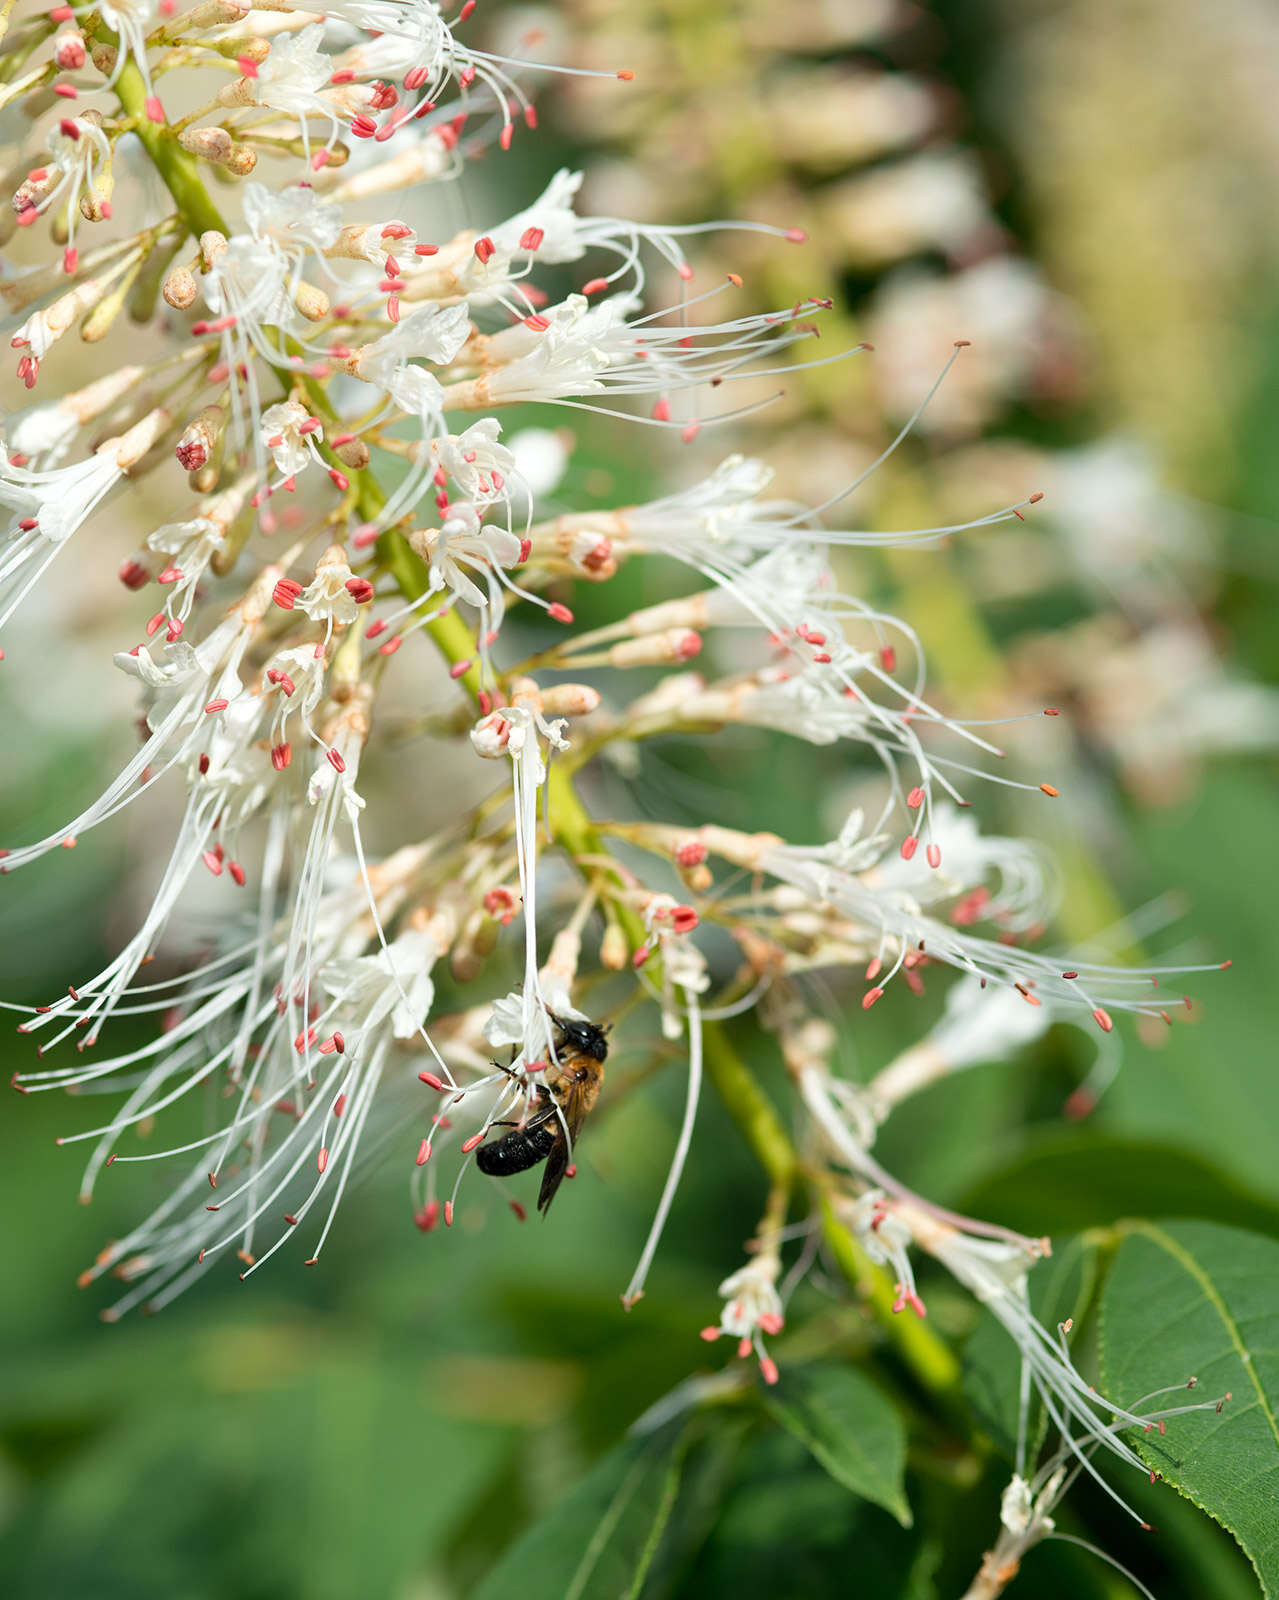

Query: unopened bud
[223,145,257,177]
[162,266,198,310]
[539,683,601,717]
[294,280,329,321]
[178,126,234,163]
[80,265,137,342]
[54,31,87,71]
[333,435,369,470]
[607,629,703,668]
[176,404,226,472]
[600,922,629,971]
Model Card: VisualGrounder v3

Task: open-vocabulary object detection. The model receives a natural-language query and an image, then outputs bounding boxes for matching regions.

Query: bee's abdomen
[475,1120,557,1177]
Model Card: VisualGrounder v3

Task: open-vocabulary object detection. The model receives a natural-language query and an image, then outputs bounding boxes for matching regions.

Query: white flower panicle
[1,9,1230,1555]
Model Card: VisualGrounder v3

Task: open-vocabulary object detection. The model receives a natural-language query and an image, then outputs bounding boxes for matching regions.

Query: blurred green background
[4,0,1279,1596]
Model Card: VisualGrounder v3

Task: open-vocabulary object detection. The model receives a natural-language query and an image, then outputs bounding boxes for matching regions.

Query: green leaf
[472,1417,692,1600]
[959,1132,1279,1239]
[1100,1219,1279,1597]
[964,1233,1099,1462]
[680,1427,933,1600]
[762,1362,911,1526]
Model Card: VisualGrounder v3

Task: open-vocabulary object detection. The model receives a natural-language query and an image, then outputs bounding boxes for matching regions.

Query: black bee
[475,1012,609,1212]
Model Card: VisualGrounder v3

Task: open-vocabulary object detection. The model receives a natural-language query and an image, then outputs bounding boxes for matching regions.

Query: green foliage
[762,1362,912,1526]
[1100,1220,1279,1597]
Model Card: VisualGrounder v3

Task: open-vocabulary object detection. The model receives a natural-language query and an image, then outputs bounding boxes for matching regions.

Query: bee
[475,1011,609,1213]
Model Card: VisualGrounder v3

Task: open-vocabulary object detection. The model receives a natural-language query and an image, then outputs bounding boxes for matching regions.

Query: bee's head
[548,1011,611,1062]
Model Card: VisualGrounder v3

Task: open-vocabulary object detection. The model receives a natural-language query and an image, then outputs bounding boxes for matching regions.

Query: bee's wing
[536,1129,570,1213]
[536,1078,590,1213]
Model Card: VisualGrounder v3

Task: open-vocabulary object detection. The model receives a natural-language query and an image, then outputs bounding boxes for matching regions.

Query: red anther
[1028,492,1044,504]
[365,617,388,640]
[349,114,377,138]
[461,1132,484,1154]
[15,206,39,228]
[759,1357,780,1386]
[319,1036,340,1057]
[351,524,379,551]
[379,634,402,656]
[199,845,223,877]
[326,747,346,773]
[862,986,884,1010]
[473,235,496,264]
[517,538,532,564]
[328,467,350,491]
[671,905,699,935]
[632,945,651,968]
[62,245,78,274]
[414,243,440,256]
[880,645,897,672]
[925,844,942,870]
[418,1071,445,1091]
[16,517,38,533]
[677,262,694,281]
[381,222,412,240]
[198,753,210,775]
[459,0,477,17]
[443,1201,454,1227]
[617,67,635,80]
[1091,1008,1114,1033]
[499,122,514,150]
[523,313,550,331]
[477,690,492,716]
[581,277,609,295]
[509,1199,527,1222]
[449,659,472,679]
[1063,1086,1096,1121]
[906,786,925,810]
[675,840,707,868]
[228,861,246,887]
[783,226,808,243]
[651,398,671,422]
[417,1137,432,1166]
[547,602,574,624]
[330,67,356,84]
[520,226,544,251]
[310,149,331,171]
[145,96,165,123]
[59,117,80,139]
[378,277,407,294]
[1040,783,1059,798]
[317,1147,329,1173]
[236,54,258,77]
[678,421,700,444]
[273,577,303,610]
[415,1200,440,1232]
[201,697,229,716]
[459,64,476,87]
[271,742,292,770]
[565,1165,577,1180]
[118,559,149,590]
[344,576,376,604]
[900,835,918,861]
[166,618,184,642]
[370,80,398,109]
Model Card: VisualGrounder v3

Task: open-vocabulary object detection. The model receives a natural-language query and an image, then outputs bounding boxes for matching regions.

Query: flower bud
[162,266,198,310]
[178,126,234,163]
[294,281,330,321]
[607,629,703,667]
[600,922,629,971]
[539,683,601,717]
[54,31,87,71]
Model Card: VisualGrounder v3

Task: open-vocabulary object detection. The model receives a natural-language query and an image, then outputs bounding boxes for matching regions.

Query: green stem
[106,50,229,238]
[703,1023,962,1403]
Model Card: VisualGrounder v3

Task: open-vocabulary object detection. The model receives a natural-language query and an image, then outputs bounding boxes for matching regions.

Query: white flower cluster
[0,2,1228,1548]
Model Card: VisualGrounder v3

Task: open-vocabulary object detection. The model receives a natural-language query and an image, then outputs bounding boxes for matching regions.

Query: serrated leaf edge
[1101,1219,1279,1598]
